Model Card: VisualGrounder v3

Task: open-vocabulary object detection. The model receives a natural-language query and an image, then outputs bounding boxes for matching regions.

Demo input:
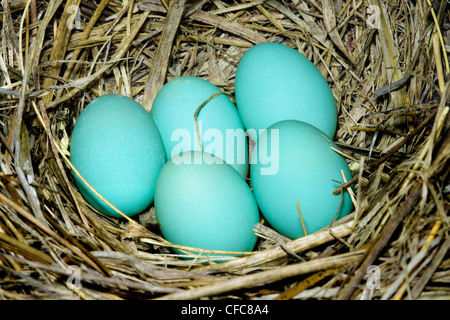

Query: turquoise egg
[154,151,260,256]
[235,42,337,141]
[250,120,353,239]
[70,94,166,218]
[150,76,249,178]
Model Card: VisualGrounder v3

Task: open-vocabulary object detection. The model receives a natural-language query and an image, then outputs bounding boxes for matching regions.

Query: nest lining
[0,0,449,300]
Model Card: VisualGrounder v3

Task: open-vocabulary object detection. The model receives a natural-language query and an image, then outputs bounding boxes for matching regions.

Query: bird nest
[0,0,449,300]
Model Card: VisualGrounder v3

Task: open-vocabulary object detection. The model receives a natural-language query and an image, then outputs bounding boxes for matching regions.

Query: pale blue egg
[150,76,249,178]
[154,151,260,256]
[235,42,337,141]
[70,94,166,218]
[250,120,353,239]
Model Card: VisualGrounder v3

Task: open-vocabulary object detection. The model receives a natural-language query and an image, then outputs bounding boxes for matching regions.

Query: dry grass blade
[0,231,53,265]
[409,236,450,300]
[322,0,356,65]
[41,0,80,105]
[143,0,186,111]
[190,10,267,45]
[370,0,405,109]
[275,268,337,300]
[0,0,448,301]
[338,183,422,299]
[45,10,151,109]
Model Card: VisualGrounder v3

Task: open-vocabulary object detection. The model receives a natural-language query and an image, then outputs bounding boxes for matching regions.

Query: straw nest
[0,0,449,300]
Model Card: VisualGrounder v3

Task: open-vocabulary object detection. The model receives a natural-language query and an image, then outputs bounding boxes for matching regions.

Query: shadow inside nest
[0,0,449,301]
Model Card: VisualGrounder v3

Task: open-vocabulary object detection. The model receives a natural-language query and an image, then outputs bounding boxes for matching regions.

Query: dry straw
[0,0,449,300]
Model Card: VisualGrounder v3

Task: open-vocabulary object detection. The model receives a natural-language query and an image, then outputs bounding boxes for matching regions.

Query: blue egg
[154,151,260,256]
[70,94,166,218]
[250,120,353,239]
[235,42,337,141]
[150,76,249,178]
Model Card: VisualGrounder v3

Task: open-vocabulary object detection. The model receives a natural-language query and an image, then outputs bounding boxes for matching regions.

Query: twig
[157,250,365,300]
[197,217,355,273]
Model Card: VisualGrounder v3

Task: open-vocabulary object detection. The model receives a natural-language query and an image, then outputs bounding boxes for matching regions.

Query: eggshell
[235,42,337,141]
[150,76,249,178]
[70,94,166,218]
[250,120,353,239]
[154,151,260,256]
